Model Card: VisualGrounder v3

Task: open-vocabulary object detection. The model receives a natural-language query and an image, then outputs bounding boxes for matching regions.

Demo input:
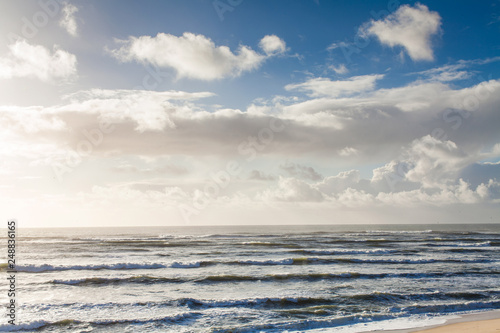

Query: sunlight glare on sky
[0,0,499,227]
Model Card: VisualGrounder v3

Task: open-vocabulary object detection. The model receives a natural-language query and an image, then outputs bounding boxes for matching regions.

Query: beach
[372,310,500,333]
[413,313,500,333]
[415,319,500,332]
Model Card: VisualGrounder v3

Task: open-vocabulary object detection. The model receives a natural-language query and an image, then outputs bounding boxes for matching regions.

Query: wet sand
[371,310,500,333]
[412,318,500,332]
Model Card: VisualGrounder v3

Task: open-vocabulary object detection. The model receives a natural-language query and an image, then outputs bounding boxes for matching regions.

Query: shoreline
[370,310,500,333]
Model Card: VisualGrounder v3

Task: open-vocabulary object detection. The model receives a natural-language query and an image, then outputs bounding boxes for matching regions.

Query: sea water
[1,224,499,332]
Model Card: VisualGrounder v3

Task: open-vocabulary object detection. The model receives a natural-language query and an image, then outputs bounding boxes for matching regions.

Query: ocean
[1,224,500,332]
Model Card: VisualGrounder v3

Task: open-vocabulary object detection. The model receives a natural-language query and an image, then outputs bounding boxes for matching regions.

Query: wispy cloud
[329,64,348,75]
[285,74,383,97]
[411,57,500,82]
[59,2,79,37]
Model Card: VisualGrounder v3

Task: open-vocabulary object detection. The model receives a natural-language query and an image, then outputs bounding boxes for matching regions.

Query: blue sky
[0,0,499,227]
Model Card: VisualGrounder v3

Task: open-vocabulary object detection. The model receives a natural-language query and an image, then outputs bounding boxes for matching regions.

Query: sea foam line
[16,261,203,272]
[18,255,496,273]
[0,312,196,332]
[48,270,500,286]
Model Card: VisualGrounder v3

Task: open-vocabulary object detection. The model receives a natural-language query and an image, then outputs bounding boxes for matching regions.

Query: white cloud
[329,64,348,75]
[316,170,361,195]
[337,188,375,207]
[0,40,77,82]
[60,89,214,132]
[370,160,420,193]
[260,177,324,202]
[257,160,500,208]
[248,170,276,181]
[110,32,270,80]
[0,105,66,134]
[403,136,473,188]
[59,2,79,37]
[326,42,340,51]
[285,74,384,97]
[1,76,498,165]
[3,87,500,226]
[374,179,500,206]
[412,57,500,82]
[339,147,358,156]
[361,3,441,61]
[112,163,188,175]
[1,77,499,219]
[279,162,323,181]
[415,64,470,82]
[367,136,477,195]
[259,35,287,55]
[1,77,498,165]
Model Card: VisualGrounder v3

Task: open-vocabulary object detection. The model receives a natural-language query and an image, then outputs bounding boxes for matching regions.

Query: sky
[0,0,499,228]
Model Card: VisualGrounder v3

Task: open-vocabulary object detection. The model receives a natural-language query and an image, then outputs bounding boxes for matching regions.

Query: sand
[412,318,500,332]
[369,310,500,333]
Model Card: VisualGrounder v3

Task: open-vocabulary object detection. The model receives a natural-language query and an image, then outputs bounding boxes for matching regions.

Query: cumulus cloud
[0,40,77,82]
[339,147,358,156]
[260,177,324,202]
[375,179,500,206]
[259,35,287,55]
[250,132,500,209]
[361,3,441,61]
[316,170,361,195]
[61,89,214,132]
[459,162,500,188]
[280,162,323,181]
[370,160,421,193]
[368,134,490,194]
[257,155,500,208]
[59,2,79,36]
[285,74,384,97]
[403,136,474,188]
[248,170,276,181]
[110,32,285,80]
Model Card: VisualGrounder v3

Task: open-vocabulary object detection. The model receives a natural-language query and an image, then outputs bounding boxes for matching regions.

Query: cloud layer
[2,73,499,223]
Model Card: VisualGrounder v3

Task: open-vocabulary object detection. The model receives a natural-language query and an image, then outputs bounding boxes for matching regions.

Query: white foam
[0,320,51,332]
[285,315,449,333]
[170,261,201,268]
[239,258,294,265]
[17,262,168,272]
[302,249,395,255]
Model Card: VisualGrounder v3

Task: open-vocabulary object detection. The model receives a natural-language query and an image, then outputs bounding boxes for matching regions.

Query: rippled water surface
[1,224,499,332]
